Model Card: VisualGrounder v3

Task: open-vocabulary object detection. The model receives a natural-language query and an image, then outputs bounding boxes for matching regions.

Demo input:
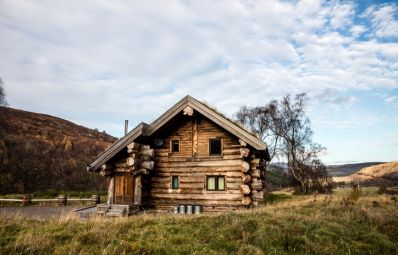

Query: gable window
[206,176,225,191]
[171,139,180,153]
[209,138,222,155]
[172,176,179,189]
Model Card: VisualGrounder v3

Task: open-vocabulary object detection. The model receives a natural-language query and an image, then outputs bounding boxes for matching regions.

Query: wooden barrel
[22,194,32,206]
[91,194,100,205]
[58,194,67,206]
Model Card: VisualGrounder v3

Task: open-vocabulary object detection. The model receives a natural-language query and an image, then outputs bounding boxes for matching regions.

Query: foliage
[1,193,398,254]
[0,107,116,194]
[264,167,290,190]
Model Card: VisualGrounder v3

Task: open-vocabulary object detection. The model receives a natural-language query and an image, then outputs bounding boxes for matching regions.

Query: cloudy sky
[1,0,397,164]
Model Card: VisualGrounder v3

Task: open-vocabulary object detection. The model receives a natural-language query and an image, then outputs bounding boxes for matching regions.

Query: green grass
[1,191,398,254]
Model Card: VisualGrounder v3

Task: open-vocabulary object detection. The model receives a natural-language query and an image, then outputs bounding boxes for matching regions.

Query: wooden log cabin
[88,95,270,215]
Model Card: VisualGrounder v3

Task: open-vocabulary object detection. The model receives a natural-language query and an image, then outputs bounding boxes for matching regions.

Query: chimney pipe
[124,120,128,135]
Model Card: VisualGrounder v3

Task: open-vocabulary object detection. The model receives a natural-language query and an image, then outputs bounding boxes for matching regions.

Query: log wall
[148,114,264,212]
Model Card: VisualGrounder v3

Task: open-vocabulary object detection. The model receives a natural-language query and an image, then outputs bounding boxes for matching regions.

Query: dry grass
[1,191,398,254]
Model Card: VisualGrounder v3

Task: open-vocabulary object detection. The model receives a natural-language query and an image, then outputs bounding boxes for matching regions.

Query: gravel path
[0,206,80,219]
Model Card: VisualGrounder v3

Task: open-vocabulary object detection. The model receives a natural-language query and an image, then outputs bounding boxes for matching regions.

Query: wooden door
[114,174,135,204]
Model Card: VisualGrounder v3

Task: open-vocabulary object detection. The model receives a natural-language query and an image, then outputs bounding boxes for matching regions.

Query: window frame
[171,175,179,189]
[209,138,223,156]
[170,138,180,153]
[206,175,225,191]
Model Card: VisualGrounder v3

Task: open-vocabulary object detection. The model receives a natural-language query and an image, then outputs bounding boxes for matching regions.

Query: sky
[0,0,397,164]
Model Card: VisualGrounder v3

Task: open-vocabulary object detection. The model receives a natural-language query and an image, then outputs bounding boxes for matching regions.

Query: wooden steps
[96,204,140,217]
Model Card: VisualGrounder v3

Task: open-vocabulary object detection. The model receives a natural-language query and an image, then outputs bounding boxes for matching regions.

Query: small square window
[171,139,180,153]
[172,176,179,189]
[206,176,225,191]
[209,139,222,155]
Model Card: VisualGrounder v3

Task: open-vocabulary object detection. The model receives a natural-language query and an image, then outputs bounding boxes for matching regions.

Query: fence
[0,194,101,206]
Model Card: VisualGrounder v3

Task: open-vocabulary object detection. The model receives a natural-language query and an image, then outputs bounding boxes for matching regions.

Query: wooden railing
[0,194,101,206]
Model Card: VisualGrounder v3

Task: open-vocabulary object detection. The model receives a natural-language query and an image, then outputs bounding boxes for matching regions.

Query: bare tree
[236,93,330,194]
[235,101,281,162]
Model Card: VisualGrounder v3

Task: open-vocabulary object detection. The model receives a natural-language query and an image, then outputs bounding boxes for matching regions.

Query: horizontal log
[114,167,134,173]
[100,169,113,176]
[251,190,264,201]
[148,199,243,206]
[150,193,242,201]
[179,183,205,189]
[127,148,139,154]
[250,158,260,165]
[139,149,154,157]
[140,161,154,170]
[250,169,261,178]
[154,152,169,157]
[250,181,263,191]
[180,176,205,183]
[240,185,251,195]
[141,145,151,150]
[150,188,242,195]
[242,196,251,205]
[134,168,149,175]
[222,155,242,160]
[156,159,242,168]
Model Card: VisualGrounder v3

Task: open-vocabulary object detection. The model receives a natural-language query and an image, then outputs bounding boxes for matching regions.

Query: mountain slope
[0,106,116,194]
[333,162,398,186]
[326,162,385,176]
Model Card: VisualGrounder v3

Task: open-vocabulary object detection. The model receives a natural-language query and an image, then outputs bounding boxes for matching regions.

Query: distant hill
[326,162,385,177]
[0,106,116,194]
[333,162,398,186]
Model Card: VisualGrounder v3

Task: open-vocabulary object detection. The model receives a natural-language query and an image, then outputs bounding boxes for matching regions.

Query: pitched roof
[88,95,267,171]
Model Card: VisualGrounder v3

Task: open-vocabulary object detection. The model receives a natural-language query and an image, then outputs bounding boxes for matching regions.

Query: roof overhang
[87,122,150,171]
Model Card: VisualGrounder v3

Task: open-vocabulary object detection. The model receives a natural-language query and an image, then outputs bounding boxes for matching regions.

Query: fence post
[91,194,100,205]
[22,194,32,206]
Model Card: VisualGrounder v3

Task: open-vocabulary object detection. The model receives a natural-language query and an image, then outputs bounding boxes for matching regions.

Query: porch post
[107,175,115,205]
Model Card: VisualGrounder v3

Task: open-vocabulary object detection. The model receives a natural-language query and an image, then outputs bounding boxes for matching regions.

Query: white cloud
[363,4,398,38]
[350,25,366,37]
[0,0,397,138]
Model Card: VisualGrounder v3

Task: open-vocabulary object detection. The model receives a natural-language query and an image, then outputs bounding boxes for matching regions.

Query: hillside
[333,162,398,186]
[0,106,116,194]
[326,162,385,176]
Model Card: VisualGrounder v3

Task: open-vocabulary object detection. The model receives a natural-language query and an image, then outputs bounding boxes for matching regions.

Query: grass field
[1,189,397,254]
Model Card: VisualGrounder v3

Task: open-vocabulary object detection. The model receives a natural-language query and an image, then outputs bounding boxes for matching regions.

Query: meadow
[1,188,397,255]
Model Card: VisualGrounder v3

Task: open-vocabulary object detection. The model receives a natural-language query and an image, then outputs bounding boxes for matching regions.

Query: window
[206,176,225,191]
[172,176,179,189]
[171,139,180,153]
[209,138,222,155]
